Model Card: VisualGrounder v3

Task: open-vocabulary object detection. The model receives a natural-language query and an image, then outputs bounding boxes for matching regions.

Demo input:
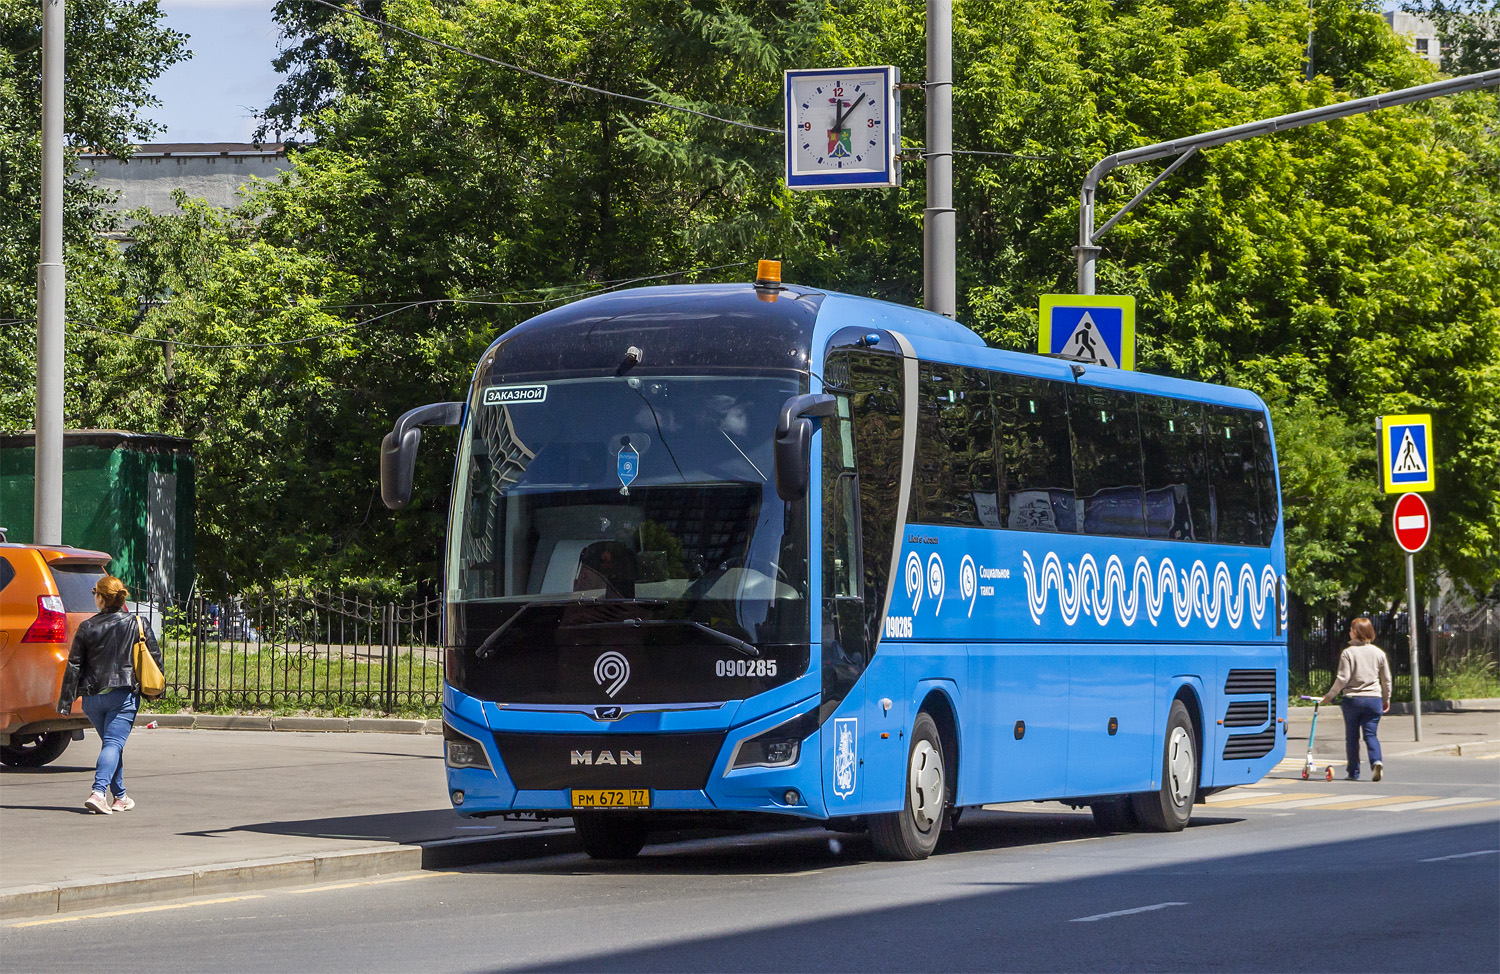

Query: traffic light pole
[923,0,955,319]
[1074,69,1500,294]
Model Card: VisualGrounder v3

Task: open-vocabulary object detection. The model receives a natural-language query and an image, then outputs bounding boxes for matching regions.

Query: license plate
[571,789,650,809]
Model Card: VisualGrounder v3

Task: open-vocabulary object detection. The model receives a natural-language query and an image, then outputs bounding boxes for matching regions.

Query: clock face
[784,67,898,190]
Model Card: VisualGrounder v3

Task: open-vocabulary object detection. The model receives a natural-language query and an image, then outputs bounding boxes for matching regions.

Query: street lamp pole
[34,0,65,545]
[1074,69,1500,295]
[923,0,955,319]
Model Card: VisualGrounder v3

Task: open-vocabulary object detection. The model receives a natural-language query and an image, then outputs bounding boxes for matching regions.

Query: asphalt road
[5,755,1497,973]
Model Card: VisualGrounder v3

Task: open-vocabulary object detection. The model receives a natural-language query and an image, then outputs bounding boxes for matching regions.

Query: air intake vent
[1222,729,1276,760]
[1224,668,1276,695]
[1223,701,1269,727]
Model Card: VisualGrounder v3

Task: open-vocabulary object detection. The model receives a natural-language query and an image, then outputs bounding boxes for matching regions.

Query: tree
[0,0,186,430]
[1400,0,1500,73]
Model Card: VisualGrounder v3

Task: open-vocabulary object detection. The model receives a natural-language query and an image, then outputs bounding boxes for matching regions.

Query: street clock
[784,66,900,190]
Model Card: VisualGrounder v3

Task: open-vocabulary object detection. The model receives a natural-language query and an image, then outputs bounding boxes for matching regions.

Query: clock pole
[924,0,955,319]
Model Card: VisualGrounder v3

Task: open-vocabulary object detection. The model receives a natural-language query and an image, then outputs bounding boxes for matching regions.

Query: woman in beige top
[1320,617,1392,781]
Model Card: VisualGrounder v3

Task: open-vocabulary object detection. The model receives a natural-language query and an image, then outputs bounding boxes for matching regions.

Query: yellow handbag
[133,616,165,698]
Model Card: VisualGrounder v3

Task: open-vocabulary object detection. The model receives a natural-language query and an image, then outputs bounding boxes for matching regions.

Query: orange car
[0,542,113,766]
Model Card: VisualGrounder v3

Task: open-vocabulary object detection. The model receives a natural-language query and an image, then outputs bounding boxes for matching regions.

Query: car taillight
[23,595,68,643]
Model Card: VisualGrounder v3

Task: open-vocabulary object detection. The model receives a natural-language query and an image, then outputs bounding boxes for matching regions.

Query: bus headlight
[729,710,819,770]
[444,722,492,770]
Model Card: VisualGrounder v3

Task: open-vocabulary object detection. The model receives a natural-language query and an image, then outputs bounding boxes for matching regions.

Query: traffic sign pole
[1405,551,1422,742]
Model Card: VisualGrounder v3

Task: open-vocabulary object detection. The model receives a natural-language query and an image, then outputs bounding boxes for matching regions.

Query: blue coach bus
[380,264,1287,860]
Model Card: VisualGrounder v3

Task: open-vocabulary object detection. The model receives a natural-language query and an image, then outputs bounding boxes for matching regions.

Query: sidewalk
[0,727,580,921]
[3,705,1497,922]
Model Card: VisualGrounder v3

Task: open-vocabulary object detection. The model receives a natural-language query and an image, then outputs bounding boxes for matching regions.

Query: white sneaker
[110,794,135,812]
[1372,761,1383,782]
[84,792,112,815]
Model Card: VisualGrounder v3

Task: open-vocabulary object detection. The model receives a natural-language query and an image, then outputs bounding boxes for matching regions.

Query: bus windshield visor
[445,373,810,704]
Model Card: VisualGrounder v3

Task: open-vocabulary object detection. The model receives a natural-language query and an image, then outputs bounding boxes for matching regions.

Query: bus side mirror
[380,401,464,510]
[774,394,837,501]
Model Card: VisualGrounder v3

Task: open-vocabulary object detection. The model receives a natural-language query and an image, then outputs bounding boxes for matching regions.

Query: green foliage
[7,0,1495,609]
[0,0,185,401]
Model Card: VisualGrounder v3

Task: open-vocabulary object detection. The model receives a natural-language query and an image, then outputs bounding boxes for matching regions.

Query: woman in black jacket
[68,576,163,814]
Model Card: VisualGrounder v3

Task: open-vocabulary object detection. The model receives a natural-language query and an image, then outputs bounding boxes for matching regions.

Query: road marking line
[1206,791,1285,804]
[1304,795,1439,811]
[1372,797,1495,812]
[1248,794,1386,810]
[1205,792,1331,808]
[9,895,265,928]
[1420,850,1499,862]
[1427,799,1500,811]
[1070,902,1188,923]
[289,872,453,894]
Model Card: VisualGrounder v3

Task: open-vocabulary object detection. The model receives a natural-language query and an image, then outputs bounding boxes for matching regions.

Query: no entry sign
[1393,492,1431,554]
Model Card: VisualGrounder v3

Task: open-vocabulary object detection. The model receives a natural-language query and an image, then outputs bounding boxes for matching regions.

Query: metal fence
[1289,593,1500,690]
[139,587,443,714]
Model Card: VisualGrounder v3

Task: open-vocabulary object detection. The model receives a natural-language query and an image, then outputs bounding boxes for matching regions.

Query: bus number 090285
[715,658,777,678]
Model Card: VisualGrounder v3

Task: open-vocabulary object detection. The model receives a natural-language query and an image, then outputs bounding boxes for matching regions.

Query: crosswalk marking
[1372,797,1490,812]
[1430,799,1500,811]
[1207,792,1331,808]
[1301,795,1439,811]
[1246,794,1392,810]
[1206,790,1285,804]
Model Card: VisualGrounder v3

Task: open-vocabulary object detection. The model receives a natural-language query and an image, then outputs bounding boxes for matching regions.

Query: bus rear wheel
[1090,798,1137,831]
[573,812,649,860]
[869,713,946,861]
[1131,700,1197,832]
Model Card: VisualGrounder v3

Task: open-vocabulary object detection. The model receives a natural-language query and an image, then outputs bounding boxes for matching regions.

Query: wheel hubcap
[908,740,944,831]
[1166,726,1195,807]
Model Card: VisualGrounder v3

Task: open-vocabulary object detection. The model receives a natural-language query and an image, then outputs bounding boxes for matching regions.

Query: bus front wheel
[1131,700,1197,832]
[869,713,946,861]
[573,812,648,860]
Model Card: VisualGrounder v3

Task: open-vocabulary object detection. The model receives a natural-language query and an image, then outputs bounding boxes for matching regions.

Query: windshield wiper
[473,597,666,659]
[561,618,760,658]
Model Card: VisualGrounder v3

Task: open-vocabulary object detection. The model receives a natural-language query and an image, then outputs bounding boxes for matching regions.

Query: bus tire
[1090,798,1137,832]
[573,812,648,860]
[869,712,946,861]
[1132,700,1197,832]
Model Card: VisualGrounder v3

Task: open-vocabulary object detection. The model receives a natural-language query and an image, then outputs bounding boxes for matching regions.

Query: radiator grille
[1222,728,1277,760]
[1224,668,1277,695]
[1224,700,1270,727]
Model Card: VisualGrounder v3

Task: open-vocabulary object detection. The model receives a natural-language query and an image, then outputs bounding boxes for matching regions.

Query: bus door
[819,341,912,813]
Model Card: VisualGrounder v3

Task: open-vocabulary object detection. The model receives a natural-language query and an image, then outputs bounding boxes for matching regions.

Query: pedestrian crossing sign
[1039,295,1135,371]
[1379,414,1435,494]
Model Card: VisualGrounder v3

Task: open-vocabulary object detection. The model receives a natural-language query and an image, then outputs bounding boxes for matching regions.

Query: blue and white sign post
[1038,295,1136,370]
[1379,413,1437,740]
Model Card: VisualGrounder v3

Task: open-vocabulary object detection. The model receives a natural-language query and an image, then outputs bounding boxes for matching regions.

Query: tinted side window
[1206,406,1263,545]
[0,556,14,593]
[911,365,997,527]
[1069,386,1146,538]
[993,373,1076,532]
[1139,397,1211,541]
[50,564,107,612]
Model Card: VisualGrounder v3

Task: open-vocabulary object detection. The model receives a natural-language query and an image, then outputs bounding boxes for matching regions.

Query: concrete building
[79,142,292,218]
[1385,11,1443,66]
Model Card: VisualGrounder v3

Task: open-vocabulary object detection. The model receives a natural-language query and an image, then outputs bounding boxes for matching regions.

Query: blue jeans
[81,688,139,798]
[1341,696,1383,777]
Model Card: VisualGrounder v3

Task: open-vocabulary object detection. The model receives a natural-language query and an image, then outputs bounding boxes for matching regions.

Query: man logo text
[571,750,642,766]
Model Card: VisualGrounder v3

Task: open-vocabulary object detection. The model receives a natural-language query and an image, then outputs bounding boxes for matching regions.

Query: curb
[1,828,581,923]
[141,715,444,734]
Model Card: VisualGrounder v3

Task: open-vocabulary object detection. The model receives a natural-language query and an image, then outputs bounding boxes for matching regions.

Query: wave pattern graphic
[1021,551,1280,630]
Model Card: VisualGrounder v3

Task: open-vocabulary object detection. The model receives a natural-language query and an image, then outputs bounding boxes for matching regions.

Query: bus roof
[482,283,1266,412]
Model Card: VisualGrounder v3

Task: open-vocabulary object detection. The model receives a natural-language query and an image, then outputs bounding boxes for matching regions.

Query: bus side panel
[964,641,1070,803]
[1066,641,1156,796]
[1197,642,1287,790]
